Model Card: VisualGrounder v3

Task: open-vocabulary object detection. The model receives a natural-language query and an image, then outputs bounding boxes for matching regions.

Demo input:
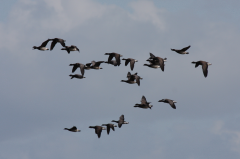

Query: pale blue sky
[0,0,240,159]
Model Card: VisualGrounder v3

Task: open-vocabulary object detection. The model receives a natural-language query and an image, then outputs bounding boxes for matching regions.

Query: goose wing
[181,45,191,51]
[40,39,50,47]
[72,64,79,73]
[79,64,85,76]
[141,96,147,104]
[115,53,121,66]
[202,62,208,77]
[58,38,66,47]
[50,40,57,50]
[166,99,176,109]
[124,59,130,66]
[130,59,135,71]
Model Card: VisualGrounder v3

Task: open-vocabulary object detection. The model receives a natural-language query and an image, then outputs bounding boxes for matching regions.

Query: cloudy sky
[0,0,240,158]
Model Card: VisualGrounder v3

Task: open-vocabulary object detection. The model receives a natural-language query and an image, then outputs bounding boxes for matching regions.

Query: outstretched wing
[72,65,78,73]
[141,96,147,104]
[50,41,57,50]
[181,45,191,51]
[130,59,135,71]
[40,39,50,47]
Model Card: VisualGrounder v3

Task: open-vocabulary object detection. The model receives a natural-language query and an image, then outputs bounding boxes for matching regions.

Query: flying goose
[104,52,122,66]
[112,115,129,128]
[49,38,66,51]
[89,126,106,138]
[33,39,50,51]
[158,99,177,109]
[121,72,142,86]
[171,45,191,54]
[144,53,167,71]
[101,124,117,135]
[134,96,153,109]
[69,63,85,76]
[61,45,80,54]
[69,74,85,79]
[105,60,119,66]
[88,61,105,70]
[64,126,81,132]
[122,58,138,71]
[192,61,212,77]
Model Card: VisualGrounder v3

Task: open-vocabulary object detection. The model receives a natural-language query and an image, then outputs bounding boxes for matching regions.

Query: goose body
[144,53,166,71]
[105,52,122,66]
[33,39,50,51]
[112,115,129,128]
[88,61,104,70]
[61,45,80,54]
[105,60,119,66]
[122,58,138,71]
[171,45,191,54]
[69,74,85,79]
[102,124,117,135]
[89,126,106,138]
[64,126,81,132]
[121,72,142,86]
[134,96,152,109]
[158,99,177,109]
[69,63,85,76]
[192,60,212,77]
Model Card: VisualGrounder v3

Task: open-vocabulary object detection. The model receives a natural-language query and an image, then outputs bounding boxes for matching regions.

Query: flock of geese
[33,38,212,138]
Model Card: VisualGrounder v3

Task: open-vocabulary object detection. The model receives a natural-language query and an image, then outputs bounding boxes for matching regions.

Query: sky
[0,0,240,158]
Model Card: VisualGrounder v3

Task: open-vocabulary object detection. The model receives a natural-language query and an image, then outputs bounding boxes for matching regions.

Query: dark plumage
[88,61,105,69]
[112,115,129,128]
[158,99,177,109]
[105,60,119,66]
[89,126,106,138]
[64,126,80,132]
[192,60,212,77]
[61,45,80,54]
[122,58,138,71]
[134,96,153,109]
[69,74,85,79]
[104,52,122,66]
[101,124,117,135]
[69,63,85,76]
[144,53,167,71]
[171,45,191,54]
[49,38,66,51]
[32,39,50,51]
[121,72,142,86]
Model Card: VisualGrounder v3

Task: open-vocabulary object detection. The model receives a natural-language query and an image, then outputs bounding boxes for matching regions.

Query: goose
[49,38,66,51]
[101,124,117,135]
[192,61,212,77]
[32,39,50,51]
[105,60,119,66]
[121,72,142,86]
[171,45,191,54]
[158,99,177,109]
[144,53,167,71]
[134,96,153,109]
[104,52,122,66]
[61,45,80,54]
[69,63,85,76]
[64,126,81,132]
[122,58,138,71]
[89,126,106,138]
[69,74,85,79]
[112,115,129,128]
[88,61,105,70]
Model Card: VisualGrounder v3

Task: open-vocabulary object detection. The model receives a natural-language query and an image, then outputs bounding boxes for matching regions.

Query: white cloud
[212,121,240,154]
[128,0,165,30]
